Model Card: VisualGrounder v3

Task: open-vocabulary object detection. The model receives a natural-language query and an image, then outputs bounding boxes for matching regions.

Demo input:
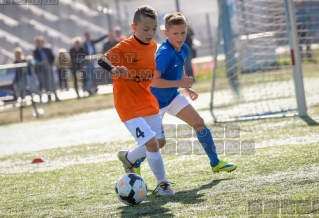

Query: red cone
[31,158,44,164]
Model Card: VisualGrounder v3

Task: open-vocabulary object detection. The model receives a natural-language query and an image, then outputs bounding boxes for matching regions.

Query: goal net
[210,0,307,122]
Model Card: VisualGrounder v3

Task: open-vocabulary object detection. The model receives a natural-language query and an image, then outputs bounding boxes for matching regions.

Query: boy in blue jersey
[134,12,237,174]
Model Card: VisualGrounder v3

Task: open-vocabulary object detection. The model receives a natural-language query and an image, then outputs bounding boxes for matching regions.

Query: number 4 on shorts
[136,127,145,138]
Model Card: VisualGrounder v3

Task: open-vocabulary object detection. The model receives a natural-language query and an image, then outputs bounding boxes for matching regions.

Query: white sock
[146,150,167,185]
[127,145,147,164]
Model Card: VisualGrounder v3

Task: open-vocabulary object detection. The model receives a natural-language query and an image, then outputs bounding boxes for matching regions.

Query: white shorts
[160,94,190,117]
[124,114,165,146]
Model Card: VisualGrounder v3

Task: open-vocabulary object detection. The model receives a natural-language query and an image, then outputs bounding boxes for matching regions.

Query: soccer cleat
[117,150,135,174]
[134,167,141,176]
[212,160,237,173]
[152,182,175,196]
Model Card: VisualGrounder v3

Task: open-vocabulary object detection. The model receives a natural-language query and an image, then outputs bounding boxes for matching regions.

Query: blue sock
[196,127,219,166]
[134,157,146,168]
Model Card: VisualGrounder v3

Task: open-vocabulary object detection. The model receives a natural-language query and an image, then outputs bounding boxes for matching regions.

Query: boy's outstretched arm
[151,70,193,88]
[97,55,114,71]
[97,55,127,77]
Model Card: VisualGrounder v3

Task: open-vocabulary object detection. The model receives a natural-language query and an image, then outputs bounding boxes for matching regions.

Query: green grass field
[1,105,319,217]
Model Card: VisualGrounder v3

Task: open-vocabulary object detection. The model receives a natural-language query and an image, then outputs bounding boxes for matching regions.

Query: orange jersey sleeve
[105,35,159,122]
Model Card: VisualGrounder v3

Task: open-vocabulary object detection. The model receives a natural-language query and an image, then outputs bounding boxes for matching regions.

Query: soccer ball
[115,173,147,206]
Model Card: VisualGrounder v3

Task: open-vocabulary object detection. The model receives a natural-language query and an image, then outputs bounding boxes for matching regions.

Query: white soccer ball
[115,173,147,206]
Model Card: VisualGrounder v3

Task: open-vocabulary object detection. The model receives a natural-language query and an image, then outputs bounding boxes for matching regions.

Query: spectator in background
[25,55,40,95]
[296,1,313,61]
[56,48,72,91]
[13,47,27,100]
[83,31,108,54]
[70,37,86,99]
[184,24,196,82]
[114,26,127,41]
[33,36,59,102]
[13,49,40,100]
[83,31,108,95]
[102,31,119,53]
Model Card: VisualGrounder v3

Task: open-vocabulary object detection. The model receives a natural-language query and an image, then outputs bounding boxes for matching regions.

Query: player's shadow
[118,178,232,218]
[300,115,319,126]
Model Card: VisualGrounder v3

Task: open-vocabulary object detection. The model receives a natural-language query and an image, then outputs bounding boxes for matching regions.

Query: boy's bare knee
[145,137,159,152]
[193,117,206,131]
[158,138,166,148]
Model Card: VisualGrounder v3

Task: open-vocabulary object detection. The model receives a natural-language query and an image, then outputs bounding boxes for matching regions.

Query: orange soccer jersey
[105,35,159,122]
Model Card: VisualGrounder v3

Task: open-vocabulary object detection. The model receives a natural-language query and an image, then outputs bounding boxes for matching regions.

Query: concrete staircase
[0,1,107,64]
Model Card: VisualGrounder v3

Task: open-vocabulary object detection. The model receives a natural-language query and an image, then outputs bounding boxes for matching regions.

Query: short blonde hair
[58,48,67,53]
[13,47,25,60]
[72,36,82,44]
[164,12,187,30]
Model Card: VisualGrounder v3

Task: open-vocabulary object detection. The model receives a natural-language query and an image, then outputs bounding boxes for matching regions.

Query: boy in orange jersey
[98,5,193,195]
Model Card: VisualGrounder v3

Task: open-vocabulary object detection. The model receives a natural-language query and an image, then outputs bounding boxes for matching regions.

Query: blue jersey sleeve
[155,48,171,74]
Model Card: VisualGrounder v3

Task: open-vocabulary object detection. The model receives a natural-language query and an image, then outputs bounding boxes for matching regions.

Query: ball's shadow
[118,178,232,217]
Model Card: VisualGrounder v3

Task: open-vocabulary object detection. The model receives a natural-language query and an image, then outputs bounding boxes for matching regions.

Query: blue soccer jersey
[151,39,189,108]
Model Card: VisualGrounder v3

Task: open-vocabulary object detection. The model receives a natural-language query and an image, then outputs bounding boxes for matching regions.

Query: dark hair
[164,12,187,30]
[133,5,158,24]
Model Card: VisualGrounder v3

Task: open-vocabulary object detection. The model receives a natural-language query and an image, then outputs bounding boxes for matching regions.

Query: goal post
[284,0,307,116]
[210,0,308,122]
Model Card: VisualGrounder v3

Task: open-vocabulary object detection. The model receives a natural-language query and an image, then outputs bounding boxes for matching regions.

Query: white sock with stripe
[127,145,146,164]
[146,150,167,184]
